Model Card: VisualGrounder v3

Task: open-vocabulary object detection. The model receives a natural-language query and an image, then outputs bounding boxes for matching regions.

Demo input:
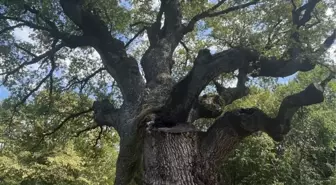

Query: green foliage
[0,92,119,185]
[221,68,336,185]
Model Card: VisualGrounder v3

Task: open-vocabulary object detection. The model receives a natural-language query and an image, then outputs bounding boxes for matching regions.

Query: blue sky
[0,86,9,99]
[0,27,33,100]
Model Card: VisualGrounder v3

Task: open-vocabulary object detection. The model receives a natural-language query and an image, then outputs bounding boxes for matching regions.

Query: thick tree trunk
[143,128,220,185]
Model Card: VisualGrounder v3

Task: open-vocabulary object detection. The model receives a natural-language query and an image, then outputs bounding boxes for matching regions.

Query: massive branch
[158,48,251,123]
[292,0,321,28]
[201,82,325,163]
[140,0,259,108]
[92,99,123,133]
[160,0,335,125]
[59,0,144,104]
[141,0,185,87]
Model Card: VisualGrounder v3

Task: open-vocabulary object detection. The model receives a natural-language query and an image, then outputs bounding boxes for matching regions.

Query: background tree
[0,92,119,185]
[0,0,335,184]
[220,67,336,185]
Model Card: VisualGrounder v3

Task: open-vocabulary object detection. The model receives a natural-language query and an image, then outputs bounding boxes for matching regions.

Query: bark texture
[143,128,219,185]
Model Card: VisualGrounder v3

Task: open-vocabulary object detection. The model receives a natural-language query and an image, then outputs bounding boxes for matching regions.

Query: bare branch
[14,44,38,57]
[265,19,283,50]
[48,40,58,105]
[61,35,99,48]
[320,72,335,88]
[183,0,227,34]
[290,0,297,10]
[1,43,64,85]
[183,0,259,34]
[23,4,59,31]
[179,41,191,65]
[3,40,61,114]
[146,2,164,45]
[75,124,99,137]
[1,10,100,49]
[130,21,151,29]
[49,73,54,103]
[305,13,321,29]
[187,69,249,123]
[0,15,53,32]
[14,37,57,110]
[94,126,104,147]
[64,67,105,91]
[125,27,146,48]
[208,1,259,17]
[44,108,93,136]
[13,60,55,110]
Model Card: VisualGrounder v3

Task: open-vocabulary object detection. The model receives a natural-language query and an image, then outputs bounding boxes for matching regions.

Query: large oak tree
[0,0,336,184]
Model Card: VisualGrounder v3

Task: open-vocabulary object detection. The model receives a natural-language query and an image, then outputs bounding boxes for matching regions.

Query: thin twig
[125,27,146,48]
[75,124,99,137]
[94,126,104,147]
[44,108,93,136]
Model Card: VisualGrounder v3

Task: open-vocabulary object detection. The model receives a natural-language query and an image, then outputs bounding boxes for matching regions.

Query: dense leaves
[0,92,119,185]
[221,68,336,185]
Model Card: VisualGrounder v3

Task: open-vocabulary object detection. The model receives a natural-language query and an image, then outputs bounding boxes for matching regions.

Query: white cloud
[12,27,34,43]
[326,8,333,16]
[209,45,217,54]
[328,46,336,60]
[152,0,160,10]
[224,78,238,88]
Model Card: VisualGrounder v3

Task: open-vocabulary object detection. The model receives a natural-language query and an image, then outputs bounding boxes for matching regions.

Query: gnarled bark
[143,128,219,185]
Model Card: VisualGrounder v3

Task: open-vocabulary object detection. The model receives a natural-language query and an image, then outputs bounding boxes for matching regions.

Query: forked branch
[187,94,224,123]
[163,0,335,124]
[59,0,145,104]
[92,99,123,133]
[0,43,64,84]
[44,108,93,136]
[64,67,106,91]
